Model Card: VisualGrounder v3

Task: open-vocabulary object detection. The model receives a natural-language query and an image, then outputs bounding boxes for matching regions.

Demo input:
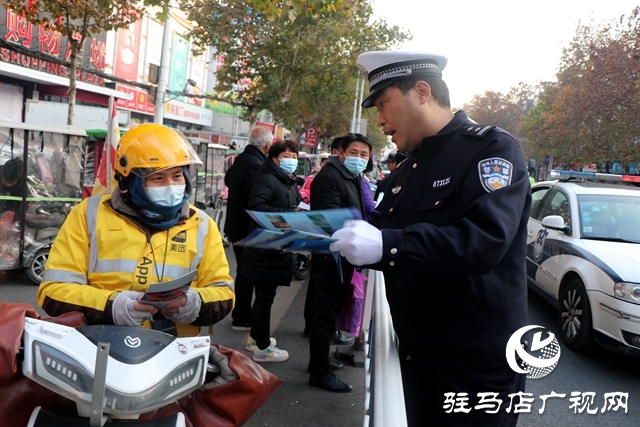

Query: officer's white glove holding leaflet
[330,220,383,266]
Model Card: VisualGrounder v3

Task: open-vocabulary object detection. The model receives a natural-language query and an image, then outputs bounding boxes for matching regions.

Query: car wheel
[559,278,596,351]
[292,254,310,280]
[27,248,49,285]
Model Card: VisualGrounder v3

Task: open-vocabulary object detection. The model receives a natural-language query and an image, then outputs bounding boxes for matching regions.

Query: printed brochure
[234,207,361,253]
[139,270,197,308]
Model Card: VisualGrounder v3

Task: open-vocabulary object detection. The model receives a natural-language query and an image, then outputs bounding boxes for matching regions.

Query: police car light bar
[549,170,640,183]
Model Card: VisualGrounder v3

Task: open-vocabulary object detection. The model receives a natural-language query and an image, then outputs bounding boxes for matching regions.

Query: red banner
[114,20,141,82]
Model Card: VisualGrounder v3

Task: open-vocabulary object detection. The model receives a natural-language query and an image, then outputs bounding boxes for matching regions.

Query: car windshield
[578,194,640,243]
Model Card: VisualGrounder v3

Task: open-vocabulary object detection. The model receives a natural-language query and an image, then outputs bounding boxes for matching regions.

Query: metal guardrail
[362,269,407,427]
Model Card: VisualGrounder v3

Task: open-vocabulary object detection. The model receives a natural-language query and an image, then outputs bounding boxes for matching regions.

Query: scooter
[21,317,215,427]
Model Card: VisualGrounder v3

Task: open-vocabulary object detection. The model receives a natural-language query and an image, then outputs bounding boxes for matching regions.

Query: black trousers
[250,281,279,350]
[308,255,352,377]
[400,357,526,427]
[303,274,315,334]
[230,245,253,325]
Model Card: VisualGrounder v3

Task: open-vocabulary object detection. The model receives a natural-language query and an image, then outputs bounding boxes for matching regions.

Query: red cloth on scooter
[182,344,284,427]
[0,302,40,384]
[0,303,88,425]
[0,303,283,427]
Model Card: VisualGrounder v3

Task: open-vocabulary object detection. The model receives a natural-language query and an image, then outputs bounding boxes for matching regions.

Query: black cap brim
[361,79,396,108]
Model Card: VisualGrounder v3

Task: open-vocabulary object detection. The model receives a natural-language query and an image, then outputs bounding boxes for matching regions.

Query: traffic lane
[516,288,637,426]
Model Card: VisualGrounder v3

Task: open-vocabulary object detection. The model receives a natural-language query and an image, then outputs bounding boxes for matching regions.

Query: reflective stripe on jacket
[38,195,235,337]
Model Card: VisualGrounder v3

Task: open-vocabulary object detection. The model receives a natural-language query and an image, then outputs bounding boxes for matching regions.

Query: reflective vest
[39,195,234,336]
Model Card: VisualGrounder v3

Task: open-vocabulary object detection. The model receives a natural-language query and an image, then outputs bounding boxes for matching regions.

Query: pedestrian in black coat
[223,127,272,330]
[307,133,371,392]
[242,140,302,362]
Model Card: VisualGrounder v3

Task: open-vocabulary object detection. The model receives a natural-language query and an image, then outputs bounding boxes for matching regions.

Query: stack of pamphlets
[235,207,361,254]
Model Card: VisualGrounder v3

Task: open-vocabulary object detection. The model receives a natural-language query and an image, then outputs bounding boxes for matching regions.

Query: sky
[371,0,640,108]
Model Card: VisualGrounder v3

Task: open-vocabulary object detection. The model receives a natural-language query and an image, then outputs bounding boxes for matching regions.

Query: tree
[2,0,150,125]
[463,84,535,138]
[183,0,410,139]
[522,7,640,170]
[462,82,537,161]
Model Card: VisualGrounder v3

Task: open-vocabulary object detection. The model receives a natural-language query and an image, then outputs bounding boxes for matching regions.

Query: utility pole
[355,77,365,134]
[350,77,360,133]
[154,0,175,124]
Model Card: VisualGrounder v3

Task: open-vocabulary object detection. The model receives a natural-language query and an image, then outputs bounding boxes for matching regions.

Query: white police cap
[356,51,448,108]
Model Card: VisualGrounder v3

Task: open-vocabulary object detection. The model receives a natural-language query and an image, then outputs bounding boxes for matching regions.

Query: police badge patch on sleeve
[478,157,513,192]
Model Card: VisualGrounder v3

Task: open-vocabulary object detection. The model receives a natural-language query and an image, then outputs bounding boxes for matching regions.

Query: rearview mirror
[541,215,565,229]
[541,215,570,235]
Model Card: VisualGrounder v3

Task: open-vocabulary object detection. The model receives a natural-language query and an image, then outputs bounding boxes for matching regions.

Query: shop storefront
[0,7,131,123]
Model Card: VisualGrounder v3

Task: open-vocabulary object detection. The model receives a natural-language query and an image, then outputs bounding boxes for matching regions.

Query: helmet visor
[118,128,203,178]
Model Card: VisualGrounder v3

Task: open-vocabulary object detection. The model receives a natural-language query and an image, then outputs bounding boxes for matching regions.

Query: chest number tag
[478,157,513,193]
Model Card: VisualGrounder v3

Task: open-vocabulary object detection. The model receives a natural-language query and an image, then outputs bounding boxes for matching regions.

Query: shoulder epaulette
[460,124,496,137]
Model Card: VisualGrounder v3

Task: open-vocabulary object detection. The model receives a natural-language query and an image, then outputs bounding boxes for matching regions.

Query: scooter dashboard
[76,325,176,364]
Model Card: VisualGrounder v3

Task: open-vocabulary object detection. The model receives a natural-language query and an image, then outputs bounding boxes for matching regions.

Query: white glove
[169,289,202,324]
[112,291,154,326]
[330,220,383,266]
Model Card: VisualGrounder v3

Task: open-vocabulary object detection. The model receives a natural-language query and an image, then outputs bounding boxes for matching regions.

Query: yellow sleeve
[37,198,115,323]
[189,215,235,326]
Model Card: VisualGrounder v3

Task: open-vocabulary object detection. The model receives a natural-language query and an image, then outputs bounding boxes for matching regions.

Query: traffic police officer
[331,51,531,426]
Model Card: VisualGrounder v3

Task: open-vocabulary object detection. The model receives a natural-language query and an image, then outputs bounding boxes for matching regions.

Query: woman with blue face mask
[241,139,303,363]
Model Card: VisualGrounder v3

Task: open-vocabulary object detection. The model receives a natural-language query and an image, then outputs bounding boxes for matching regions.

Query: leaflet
[247,207,361,235]
[138,270,197,308]
[234,207,361,253]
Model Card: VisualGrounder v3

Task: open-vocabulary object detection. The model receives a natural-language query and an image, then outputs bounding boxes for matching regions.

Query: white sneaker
[252,344,289,363]
[246,337,277,352]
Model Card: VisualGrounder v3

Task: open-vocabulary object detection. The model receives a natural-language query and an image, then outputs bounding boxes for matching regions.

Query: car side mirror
[541,215,571,235]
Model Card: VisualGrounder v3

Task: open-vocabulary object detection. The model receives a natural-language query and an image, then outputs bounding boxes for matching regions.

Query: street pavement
[0,243,367,427]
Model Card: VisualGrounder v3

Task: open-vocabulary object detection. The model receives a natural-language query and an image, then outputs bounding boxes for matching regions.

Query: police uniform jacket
[241,158,302,285]
[38,193,235,337]
[371,111,531,369]
[224,144,266,243]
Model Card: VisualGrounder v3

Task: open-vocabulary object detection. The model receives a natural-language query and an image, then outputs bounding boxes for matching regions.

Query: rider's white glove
[112,291,154,326]
[200,345,239,391]
[330,220,383,266]
[169,289,202,324]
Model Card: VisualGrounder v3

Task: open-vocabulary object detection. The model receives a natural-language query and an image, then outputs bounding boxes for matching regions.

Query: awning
[0,61,133,100]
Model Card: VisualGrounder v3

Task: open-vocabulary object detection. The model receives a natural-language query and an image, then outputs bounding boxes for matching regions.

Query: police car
[527,170,640,356]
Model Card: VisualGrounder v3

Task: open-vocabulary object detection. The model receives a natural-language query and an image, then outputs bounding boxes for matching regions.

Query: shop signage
[164,99,213,126]
[1,7,107,86]
[115,84,155,115]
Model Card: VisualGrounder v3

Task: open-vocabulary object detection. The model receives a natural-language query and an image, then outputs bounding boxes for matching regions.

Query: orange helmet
[115,124,203,178]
